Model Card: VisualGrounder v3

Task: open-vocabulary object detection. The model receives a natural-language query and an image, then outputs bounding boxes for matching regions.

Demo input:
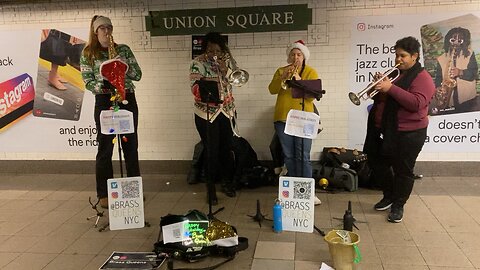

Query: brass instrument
[348,63,401,106]
[281,64,300,90]
[224,52,249,87]
[434,51,457,111]
[108,34,117,59]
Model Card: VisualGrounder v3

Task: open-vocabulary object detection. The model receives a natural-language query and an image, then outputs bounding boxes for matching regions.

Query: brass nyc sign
[145,5,312,36]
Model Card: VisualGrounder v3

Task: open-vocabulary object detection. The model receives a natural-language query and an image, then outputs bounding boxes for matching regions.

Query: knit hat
[286,40,310,61]
[93,16,112,32]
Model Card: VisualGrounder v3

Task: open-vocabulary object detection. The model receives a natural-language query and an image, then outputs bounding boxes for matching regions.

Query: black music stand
[195,80,225,219]
[288,79,324,100]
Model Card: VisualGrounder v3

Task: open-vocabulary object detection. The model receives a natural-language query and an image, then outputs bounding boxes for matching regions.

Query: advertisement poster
[278,176,314,233]
[0,28,97,152]
[349,12,480,152]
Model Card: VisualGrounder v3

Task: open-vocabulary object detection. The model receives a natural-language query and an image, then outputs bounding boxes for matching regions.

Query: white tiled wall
[1,0,480,161]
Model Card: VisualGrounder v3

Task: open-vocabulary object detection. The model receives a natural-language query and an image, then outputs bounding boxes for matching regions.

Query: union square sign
[145,4,312,36]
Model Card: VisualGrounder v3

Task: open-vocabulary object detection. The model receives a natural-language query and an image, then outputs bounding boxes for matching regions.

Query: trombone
[348,63,401,106]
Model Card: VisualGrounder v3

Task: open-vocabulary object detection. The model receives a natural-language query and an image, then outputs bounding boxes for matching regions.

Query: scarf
[364,61,423,156]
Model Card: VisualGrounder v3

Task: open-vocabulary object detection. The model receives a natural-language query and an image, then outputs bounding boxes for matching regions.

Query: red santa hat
[286,40,310,61]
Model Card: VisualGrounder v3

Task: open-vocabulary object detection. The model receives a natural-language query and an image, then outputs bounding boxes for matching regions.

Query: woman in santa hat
[268,40,321,205]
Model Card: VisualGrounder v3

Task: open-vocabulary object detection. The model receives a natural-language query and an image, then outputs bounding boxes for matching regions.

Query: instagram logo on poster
[357,23,366,31]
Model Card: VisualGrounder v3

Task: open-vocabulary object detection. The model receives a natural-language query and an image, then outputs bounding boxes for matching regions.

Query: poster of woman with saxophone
[421,15,480,115]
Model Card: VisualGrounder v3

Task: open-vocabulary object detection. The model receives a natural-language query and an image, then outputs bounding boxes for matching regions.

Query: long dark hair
[82,15,107,64]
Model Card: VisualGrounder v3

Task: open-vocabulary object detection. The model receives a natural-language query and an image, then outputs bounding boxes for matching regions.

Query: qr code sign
[121,180,140,199]
[119,119,130,131]
[293,181,312,200]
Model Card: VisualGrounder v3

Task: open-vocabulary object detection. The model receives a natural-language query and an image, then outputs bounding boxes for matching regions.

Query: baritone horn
[224,52,249,87]
[348,63,401,106]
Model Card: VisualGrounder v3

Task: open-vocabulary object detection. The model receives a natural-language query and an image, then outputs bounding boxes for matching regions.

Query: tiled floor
[0,173,480,269]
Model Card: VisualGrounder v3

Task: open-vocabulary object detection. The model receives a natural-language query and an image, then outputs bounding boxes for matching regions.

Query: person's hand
[373,74,392,93]
[449,67,462,78]
[217,59,228,74]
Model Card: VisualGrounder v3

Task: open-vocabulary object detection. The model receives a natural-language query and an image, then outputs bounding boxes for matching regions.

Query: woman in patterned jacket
[189,32,237,204]
[80,15,142,209]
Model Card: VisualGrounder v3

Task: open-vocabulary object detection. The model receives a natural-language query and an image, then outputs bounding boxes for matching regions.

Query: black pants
[94,93,140,198]
[368,128,426,207]
[194,114,234,188]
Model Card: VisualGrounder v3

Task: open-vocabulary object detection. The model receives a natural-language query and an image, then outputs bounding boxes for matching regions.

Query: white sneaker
[314,196,321,205]
[279,165,288,176]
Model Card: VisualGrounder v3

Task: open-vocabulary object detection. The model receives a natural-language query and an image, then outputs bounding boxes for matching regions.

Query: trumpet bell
[348,92,361,106]
[228,69,249,87]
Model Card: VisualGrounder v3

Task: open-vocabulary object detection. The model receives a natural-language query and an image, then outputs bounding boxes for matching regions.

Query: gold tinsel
[206,219,237,241]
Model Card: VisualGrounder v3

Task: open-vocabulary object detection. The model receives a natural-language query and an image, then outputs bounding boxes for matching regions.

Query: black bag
[313,163,358,192]
[232,136,261,183]
[319,147,367,171]
[153,210,248,265]
[237,166,276,189]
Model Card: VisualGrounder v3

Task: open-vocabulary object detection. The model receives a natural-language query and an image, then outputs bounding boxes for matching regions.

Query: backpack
[231,136,261,183]
[153,210,248,269]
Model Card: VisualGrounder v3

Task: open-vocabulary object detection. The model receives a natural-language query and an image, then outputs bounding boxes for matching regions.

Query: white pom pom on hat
[286,40,310,61]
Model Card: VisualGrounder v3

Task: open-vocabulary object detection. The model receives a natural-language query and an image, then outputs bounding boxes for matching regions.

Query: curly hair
[201,32,230,55]
[394,36,421,61]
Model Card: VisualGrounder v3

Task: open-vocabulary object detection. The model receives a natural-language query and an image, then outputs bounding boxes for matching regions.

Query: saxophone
[108,34,117,59]
[434,51,457,110]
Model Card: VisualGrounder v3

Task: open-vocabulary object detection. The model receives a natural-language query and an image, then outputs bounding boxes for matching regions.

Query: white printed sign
[100,109,134,135]
[107,176,145,230]
[278,176,314,233]
[285,109,320,139]
[162,220,210,245]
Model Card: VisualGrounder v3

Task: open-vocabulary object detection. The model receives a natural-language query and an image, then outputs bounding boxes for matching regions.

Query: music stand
[195,80,225,219]
[288,79,324,100]
[196,80,222,105]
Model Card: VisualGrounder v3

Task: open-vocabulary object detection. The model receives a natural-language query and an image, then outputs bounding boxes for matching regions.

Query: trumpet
[281,64,300,90]
[348,63,401,106]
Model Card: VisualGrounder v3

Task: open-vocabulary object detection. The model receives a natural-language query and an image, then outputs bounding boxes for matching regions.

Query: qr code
[303,123,314,136]
[121,180,140,198]
[173,228,181,239]
[119,119,130,131]
[293,181,312,200]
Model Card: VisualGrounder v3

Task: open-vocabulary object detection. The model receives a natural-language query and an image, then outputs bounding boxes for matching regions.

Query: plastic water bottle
[273,199,282,233]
